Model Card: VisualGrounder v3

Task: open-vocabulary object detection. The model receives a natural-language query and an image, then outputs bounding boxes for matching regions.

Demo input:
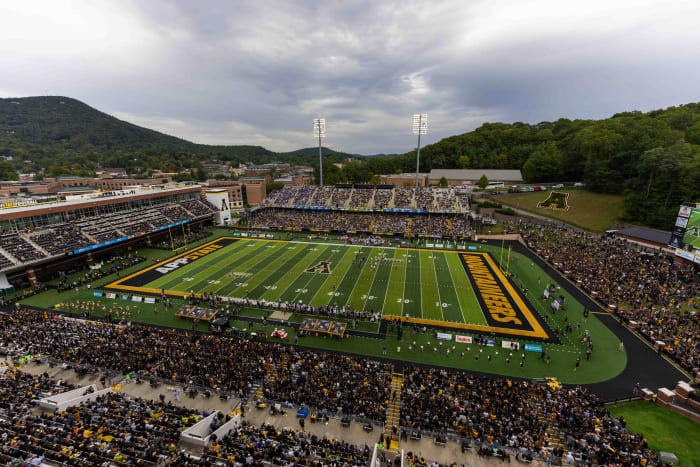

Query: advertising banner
[436,332,452,341]
[524,344,543,352]
[455,335,472,344]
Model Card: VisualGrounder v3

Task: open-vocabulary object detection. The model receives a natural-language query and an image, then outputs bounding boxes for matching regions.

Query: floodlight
[412,113,427,135]
[314,118,326,185]
[313,118,326,138]
[412,113,428,188]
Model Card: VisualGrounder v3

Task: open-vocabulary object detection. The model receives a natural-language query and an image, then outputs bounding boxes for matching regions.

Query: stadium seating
[521,222,699,374]
[0,309,661,466]
[0,371,202,466]
[28,223,92,255]
[0,233,46,263]
[0,198,216,270]
[182,422,371,465]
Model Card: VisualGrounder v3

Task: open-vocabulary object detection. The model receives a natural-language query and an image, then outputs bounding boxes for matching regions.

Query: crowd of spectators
[161,203,191,223]
[371,188,391,209]
[180,199,217,217]
[29,223,92,255]
[401,365,659,466]
[181,422,370,466]
[0,198,215,270]
[0,308,665,466]
[414,188,435,210]
[252,210,373,232]
[348,187,374,209]
[252,209,473,238]
[0,371,202,466]
[372,213,410,234]
[0,233,45,263]
[309,186,333,207]
[290,186,318,206]
[330,187,352,208]
[521,223,699,374]
[264,185,471,212]
[433,188,459,211]
[412,215,450,236]
[119,220,152,237]
[393,187,414,209]
[262,348,391,420]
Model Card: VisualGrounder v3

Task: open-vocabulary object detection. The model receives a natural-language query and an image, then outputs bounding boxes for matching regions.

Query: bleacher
[0,233,46,263]
[392,187,414,209]
[0,198,216,270]
[373,187,393,209]
[329,187,352,208]
[265,185,468,213]
[28,224,92,255]
[0,373,203,467]
[348,187,374,209]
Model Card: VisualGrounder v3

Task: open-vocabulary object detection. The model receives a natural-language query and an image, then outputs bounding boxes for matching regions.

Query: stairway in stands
[252,364,278,401]
[382,371,404,453]
[531,394,565,451]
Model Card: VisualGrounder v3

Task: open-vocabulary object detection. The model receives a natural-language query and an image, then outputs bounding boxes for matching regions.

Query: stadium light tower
[412,113,427,189]
[314,118,327,186]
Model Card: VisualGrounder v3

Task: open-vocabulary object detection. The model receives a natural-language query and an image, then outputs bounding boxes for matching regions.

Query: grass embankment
[498,188,624,233]
[608,401,700,466]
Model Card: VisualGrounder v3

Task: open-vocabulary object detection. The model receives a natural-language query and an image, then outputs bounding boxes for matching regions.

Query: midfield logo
[305,261,332,274]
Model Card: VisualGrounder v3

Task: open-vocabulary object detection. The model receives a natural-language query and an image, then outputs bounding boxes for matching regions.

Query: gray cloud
[1,0,699,154]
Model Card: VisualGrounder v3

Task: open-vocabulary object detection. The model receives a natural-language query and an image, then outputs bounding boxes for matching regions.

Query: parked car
[552,184,564,189]
[574,182,584,187]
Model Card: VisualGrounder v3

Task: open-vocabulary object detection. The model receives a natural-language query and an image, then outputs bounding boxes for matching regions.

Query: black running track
[506,240,688,401]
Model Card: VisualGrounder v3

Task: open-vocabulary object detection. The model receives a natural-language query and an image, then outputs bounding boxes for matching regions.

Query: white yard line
[445,255,467,323]
[221,243,305,296]
[360,249,384,313]
[431,252,445,321]
[211,243,285,295]
[380,250,400,316]
[344,249,378,309]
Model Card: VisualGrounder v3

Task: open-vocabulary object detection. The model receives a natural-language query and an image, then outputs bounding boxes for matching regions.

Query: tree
[477,174,489,189]
[457,155,470,169]
[522,142,562,182]
[194,168,208,181]
[266,181,285,193]
[0,162,18,181]
[438,176,448,187]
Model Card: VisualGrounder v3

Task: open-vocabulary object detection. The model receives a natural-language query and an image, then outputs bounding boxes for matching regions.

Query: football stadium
[0,180,696,466]
[2,3,700,465]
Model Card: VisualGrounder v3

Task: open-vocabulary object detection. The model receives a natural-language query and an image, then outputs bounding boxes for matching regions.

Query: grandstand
[262,184,469,213]
[0,184,216,289]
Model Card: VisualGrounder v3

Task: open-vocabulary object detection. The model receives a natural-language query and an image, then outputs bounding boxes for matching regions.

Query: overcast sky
[2,0,699,154]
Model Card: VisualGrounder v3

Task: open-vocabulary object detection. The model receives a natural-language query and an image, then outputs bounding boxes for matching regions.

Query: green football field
[118,238,486,324]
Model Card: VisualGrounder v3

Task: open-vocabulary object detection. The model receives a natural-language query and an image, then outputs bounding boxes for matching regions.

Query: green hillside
[366,104,700,229]
[0,96,346,173]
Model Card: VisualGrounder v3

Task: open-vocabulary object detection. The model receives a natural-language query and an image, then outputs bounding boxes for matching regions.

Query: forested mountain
[355,104,699,229]
[0,96,346,173]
